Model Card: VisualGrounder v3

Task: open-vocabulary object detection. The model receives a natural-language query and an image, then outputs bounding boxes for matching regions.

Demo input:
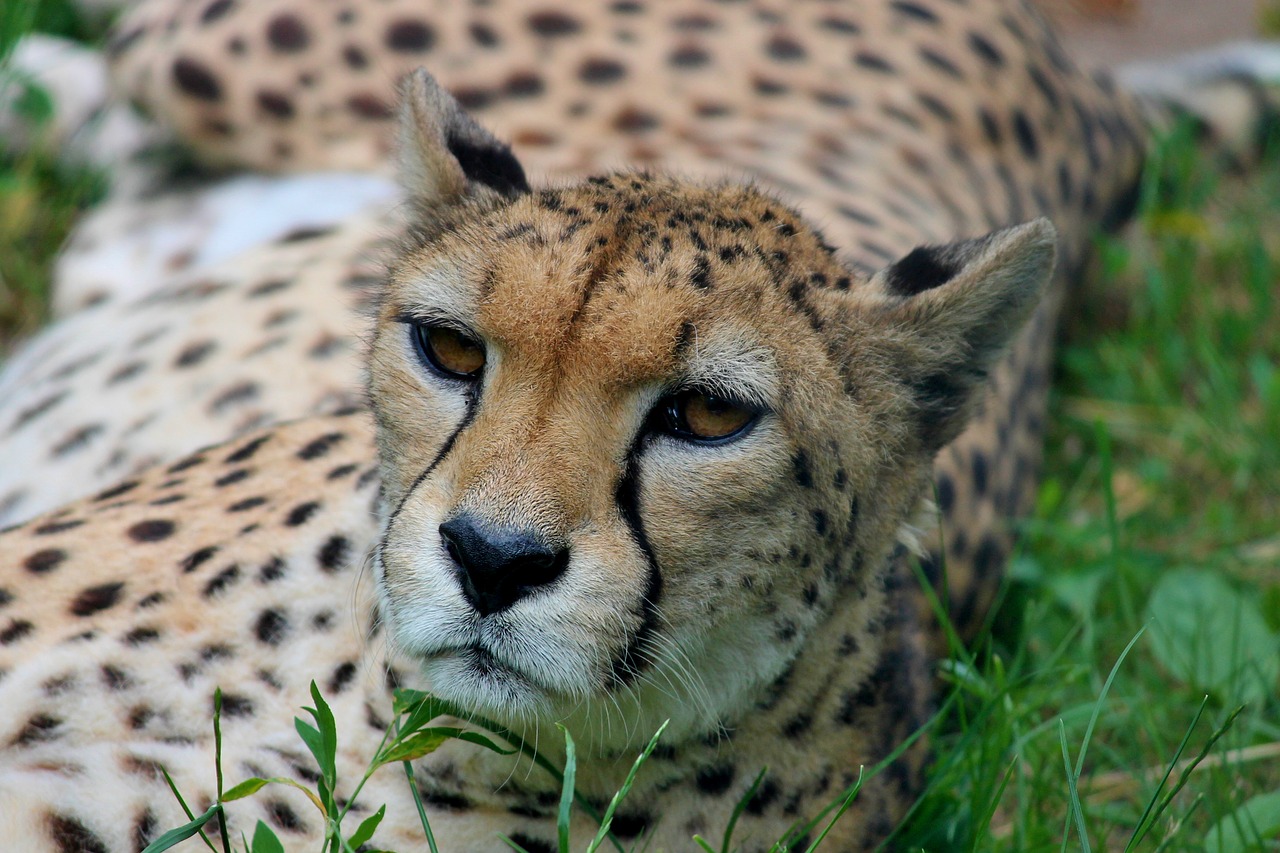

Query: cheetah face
[367,71,1055,747]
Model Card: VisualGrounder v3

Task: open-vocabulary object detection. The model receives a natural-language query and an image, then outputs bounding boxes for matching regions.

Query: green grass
[897,128,1280,851]
[3,5,1280,850]
[0,0,107,350]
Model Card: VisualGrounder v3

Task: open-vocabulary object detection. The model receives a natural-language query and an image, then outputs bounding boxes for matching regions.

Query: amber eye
[412,324,486,379]
[654,390,757,443]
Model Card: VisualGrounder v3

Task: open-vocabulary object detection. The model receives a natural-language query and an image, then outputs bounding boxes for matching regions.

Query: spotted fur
[1,0,1275,849]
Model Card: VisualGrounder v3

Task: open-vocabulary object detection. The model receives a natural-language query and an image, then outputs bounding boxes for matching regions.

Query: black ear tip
[445,135,530,196]
[882,246,959,296]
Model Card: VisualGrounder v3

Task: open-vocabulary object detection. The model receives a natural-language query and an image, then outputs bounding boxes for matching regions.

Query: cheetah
[1,0,1276,849]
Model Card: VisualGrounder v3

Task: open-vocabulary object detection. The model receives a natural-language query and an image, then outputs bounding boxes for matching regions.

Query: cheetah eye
[412,323,486,380]
[651,390,758,443]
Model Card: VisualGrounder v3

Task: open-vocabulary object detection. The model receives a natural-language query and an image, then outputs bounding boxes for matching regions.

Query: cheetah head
[370,70,1055,748]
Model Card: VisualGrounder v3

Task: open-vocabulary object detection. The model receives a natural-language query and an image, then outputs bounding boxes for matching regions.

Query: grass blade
[1126,695,1209,850]
[803,767,863,851]
[140,805,222,853]
[722,766,768,853]
[159,766,217,852]
[211,689,231,853]
[1060,720,1092,853]
[557,725,577,853]
[585,720,669,853]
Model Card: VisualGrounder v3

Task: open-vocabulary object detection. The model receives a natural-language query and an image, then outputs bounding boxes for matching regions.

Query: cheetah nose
[438,514,568,616]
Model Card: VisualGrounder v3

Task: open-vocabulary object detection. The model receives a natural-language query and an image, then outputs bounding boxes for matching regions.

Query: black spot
[979,107,1002,146]
[752,76,787,96]
[48,814,108,853]
[892,1,939,22]
[0,588,11,607]
[854,51,894,73]
[107,361,146,385]
[25,548,67,574]
[201,0,234,24]
[968,31,1005,67]
[259,557,287,582]
[297,432,344,460]
[342,45,368,69]
[972,534,1003,578]
[610,812,652,838]
[318,536,350,572]
[919,46,962,78]
[508,834,555,853]
[215,466,249,484]
[71,583,124,616]
[469,22,499,47]
[10,390,67,432]
[178,546,218,573]
[792,451,813,488]
[745,778,780,815]
[579,57,627,84]
[527,11,580,37]
[52,424,105,457]
[266,14,309,51]
[695,763,736,795]
[670,44,710,68]
[128,519,175,542]
[936,473,956,513]
[102,664,131,690]
[504,72,544,98]
[385,19,436,51]
[221,693,254,717]
[327,463,358,480]
[35,518,84,535]
[209,381,259,413]
[203,565,240,597]
[226,436,270,465]
[0,619,33,644]
[766,34,806,62]
[612,106,658,133]
[126,627,161,645]
[256,609,289,645]
[132,809,158,849]
[228,496,267,512]
[285,501,321,526]
[783,711,813,738]
[811,509,828,536]
[1013,110,1040,160]
[882,245,958,296]
[971,453,989,496]
[172,57,221,101]
[174,340,216,367]
[256,90,294,118]
[328,661,358,693]
[95,480,141,502]
[819,15,860,34]
[690,257,712,289]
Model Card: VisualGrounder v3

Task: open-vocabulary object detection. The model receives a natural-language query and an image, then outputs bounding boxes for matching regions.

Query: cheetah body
[0,0,1231,849]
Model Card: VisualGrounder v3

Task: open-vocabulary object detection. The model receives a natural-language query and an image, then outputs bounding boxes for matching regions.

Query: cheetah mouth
[416,641,563,712]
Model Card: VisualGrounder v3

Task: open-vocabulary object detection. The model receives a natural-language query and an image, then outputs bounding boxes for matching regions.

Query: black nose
[438,514,568,616]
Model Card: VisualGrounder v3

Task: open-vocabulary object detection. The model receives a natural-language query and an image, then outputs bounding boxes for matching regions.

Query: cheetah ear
[869,218,1057,452]
[396,68,529,208]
